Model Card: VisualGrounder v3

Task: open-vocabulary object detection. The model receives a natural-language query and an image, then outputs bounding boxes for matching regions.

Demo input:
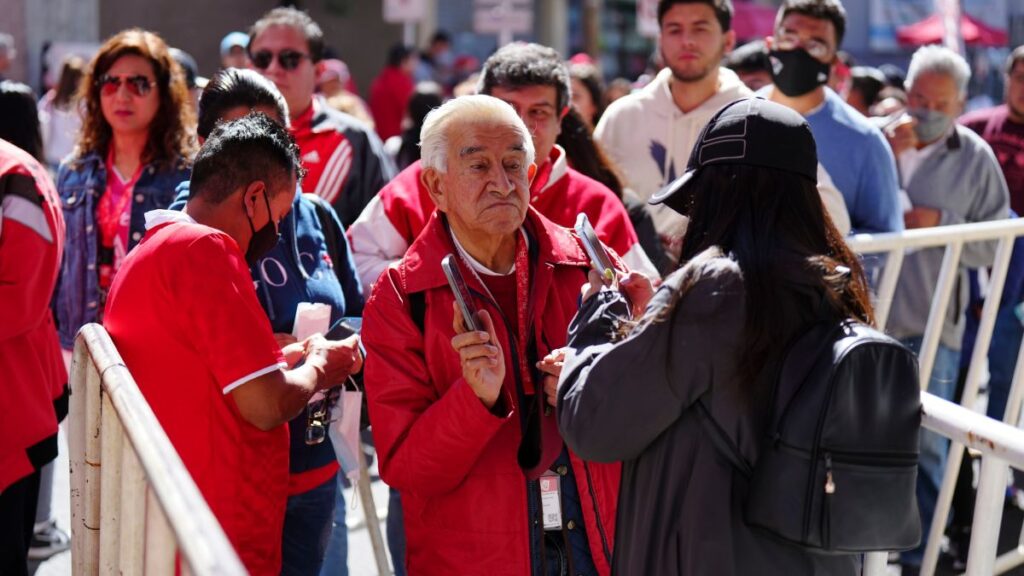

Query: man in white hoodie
[595,0,751,263]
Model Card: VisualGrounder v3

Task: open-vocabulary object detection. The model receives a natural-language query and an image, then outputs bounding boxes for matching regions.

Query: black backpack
[696,320,923,553]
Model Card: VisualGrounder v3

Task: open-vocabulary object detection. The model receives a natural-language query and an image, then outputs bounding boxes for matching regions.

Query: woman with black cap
[552,97,873,574]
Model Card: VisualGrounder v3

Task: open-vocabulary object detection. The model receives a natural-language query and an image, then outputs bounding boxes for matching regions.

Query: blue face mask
[908,107,953,144]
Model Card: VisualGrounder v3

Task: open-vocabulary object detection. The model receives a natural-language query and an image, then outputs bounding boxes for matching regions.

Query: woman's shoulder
[666,248,744,293]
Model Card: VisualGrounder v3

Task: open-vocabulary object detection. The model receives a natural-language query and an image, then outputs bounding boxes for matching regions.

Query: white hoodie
[596,66,753,250]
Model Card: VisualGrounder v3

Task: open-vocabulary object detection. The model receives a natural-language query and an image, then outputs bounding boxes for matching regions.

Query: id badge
[539,471,562,530]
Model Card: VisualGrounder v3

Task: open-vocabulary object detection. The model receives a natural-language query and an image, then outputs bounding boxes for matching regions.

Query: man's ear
[723,30,737,54]
[559,106,570,121]
[242,180,266,218]
[421,168,446,211]
[527,163,538,187]
[764,36,775,50]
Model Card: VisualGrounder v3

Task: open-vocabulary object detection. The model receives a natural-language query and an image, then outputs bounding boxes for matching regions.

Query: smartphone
[574,213,615,283]
[326,316,362,340]
[441,254,483,332]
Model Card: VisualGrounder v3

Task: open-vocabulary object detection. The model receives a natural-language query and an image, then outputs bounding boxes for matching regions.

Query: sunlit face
[248,24,316,119]
[222,46,249,70]
[424,121,533,242]
[243,173,296,239]
[772,13,838,65]
[487,84,562,165]
[658,3,735,83]
[570,77,597,126]
[907,71,962,118]
[99,54,160,138]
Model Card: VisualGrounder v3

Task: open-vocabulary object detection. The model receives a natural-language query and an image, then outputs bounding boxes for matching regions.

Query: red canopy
[896,12,1008,47]
[732,1,777,40]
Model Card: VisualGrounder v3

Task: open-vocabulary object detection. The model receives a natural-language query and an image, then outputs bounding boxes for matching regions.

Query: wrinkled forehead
[449,120,529,157]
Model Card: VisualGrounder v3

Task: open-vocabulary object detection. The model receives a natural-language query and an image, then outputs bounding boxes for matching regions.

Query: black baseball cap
[650,97,818,215]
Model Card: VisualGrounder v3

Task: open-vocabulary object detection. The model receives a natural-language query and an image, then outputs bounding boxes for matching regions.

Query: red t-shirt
[96,151,141,288]
[103,219,289,576]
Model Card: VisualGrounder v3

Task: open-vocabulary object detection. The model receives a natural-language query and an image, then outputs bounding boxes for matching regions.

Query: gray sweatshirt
[887,125,1010,349]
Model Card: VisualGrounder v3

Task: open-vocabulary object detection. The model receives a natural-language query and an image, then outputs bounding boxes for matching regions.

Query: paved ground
[26,428,1024,576]
[31,427,397,576]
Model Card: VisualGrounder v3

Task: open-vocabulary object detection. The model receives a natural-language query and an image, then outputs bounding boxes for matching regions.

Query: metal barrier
[68,323,247,575]
[848,219,1024,575]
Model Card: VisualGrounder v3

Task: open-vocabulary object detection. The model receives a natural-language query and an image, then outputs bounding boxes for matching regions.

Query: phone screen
[574,213,615,281]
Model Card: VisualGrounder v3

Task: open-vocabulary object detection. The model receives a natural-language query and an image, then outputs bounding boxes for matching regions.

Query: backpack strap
[408,290,426,333]
[303,193,346,287]
[694,397,754,478]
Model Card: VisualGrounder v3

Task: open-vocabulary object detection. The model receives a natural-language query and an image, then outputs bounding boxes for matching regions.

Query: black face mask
[245,188,281,266]
[769,48,831,97]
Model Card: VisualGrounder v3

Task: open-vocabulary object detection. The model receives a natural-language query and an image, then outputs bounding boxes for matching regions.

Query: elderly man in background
[882,45,1009,573]
[362,95,621,575]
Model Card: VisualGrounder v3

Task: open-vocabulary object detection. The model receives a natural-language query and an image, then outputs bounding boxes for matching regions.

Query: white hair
[419,94,535,173]
[906,45,971,97]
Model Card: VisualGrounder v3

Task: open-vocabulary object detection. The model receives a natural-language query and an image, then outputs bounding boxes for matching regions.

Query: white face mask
[328,386,363,483]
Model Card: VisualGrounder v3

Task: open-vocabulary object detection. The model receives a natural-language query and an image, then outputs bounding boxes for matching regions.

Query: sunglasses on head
[251,49,309,71]
[98,74,155,97]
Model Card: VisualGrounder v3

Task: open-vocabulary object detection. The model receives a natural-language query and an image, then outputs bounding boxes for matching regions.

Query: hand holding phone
[574,213,615,286]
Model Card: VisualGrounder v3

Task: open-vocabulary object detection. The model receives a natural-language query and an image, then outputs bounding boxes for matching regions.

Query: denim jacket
[54,151,190,349]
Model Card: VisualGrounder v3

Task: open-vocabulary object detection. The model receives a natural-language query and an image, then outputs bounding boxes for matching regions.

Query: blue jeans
[985,304,1024,420]
[282,476,336,576]
[318,474,349,576]
[387,488,406,576]
[900,337,962,566]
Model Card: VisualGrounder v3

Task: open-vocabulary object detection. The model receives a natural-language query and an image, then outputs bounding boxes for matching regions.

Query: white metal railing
[848,219,1024,576]
[69,323,247,575]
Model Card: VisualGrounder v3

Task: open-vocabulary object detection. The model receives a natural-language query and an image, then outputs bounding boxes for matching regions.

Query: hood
[643,67,753,118]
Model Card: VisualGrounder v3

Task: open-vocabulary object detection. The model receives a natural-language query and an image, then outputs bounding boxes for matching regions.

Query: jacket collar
[399,206,588,295]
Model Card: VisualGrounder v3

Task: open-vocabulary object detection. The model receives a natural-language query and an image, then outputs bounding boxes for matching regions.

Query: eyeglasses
[97,74,155,97]
[775,33,832,61]
[251,50,310,71]
[305,387,342,446]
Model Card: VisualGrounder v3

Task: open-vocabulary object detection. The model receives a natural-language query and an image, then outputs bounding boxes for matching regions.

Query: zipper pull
[824,452,836,494]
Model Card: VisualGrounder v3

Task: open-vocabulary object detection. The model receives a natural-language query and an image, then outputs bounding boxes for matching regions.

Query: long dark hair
[659,163,873,385]
[396,81,443,171]
[53,55,86,110]
[76,28,197,165]
[555,107,623,199]
[0,81,43,161]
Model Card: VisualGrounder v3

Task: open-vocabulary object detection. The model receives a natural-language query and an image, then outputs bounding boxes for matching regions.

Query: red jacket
[362,207,620,575]
[347,147,656,290]
[0,140,67,491]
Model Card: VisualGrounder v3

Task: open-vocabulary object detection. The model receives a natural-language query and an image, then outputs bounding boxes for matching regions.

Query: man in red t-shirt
[103,114,362,576]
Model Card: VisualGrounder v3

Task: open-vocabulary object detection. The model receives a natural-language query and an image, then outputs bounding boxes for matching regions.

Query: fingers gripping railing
[69,323,246,575]
[848,219,1024,576]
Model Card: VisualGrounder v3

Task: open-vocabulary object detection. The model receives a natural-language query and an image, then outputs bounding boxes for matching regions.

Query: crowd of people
[2,0,1024,574]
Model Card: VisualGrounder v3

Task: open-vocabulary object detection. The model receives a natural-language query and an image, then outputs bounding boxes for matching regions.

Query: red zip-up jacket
[0,140,67,491]
[362,207,620,575]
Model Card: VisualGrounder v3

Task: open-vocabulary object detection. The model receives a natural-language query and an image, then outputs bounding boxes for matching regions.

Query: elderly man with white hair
[883,44,1009,572]
[361,94,621,576]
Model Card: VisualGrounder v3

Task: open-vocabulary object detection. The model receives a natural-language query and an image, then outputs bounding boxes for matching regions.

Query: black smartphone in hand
[442,254,483,332]
[574,213,615,284]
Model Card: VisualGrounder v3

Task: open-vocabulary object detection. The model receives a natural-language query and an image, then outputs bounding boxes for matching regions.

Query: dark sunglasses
[97,74,155,97]
[251,50,309,71]
[305,387,342,446]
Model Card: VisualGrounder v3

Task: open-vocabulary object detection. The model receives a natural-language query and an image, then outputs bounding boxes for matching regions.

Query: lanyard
[451,228,535,394]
